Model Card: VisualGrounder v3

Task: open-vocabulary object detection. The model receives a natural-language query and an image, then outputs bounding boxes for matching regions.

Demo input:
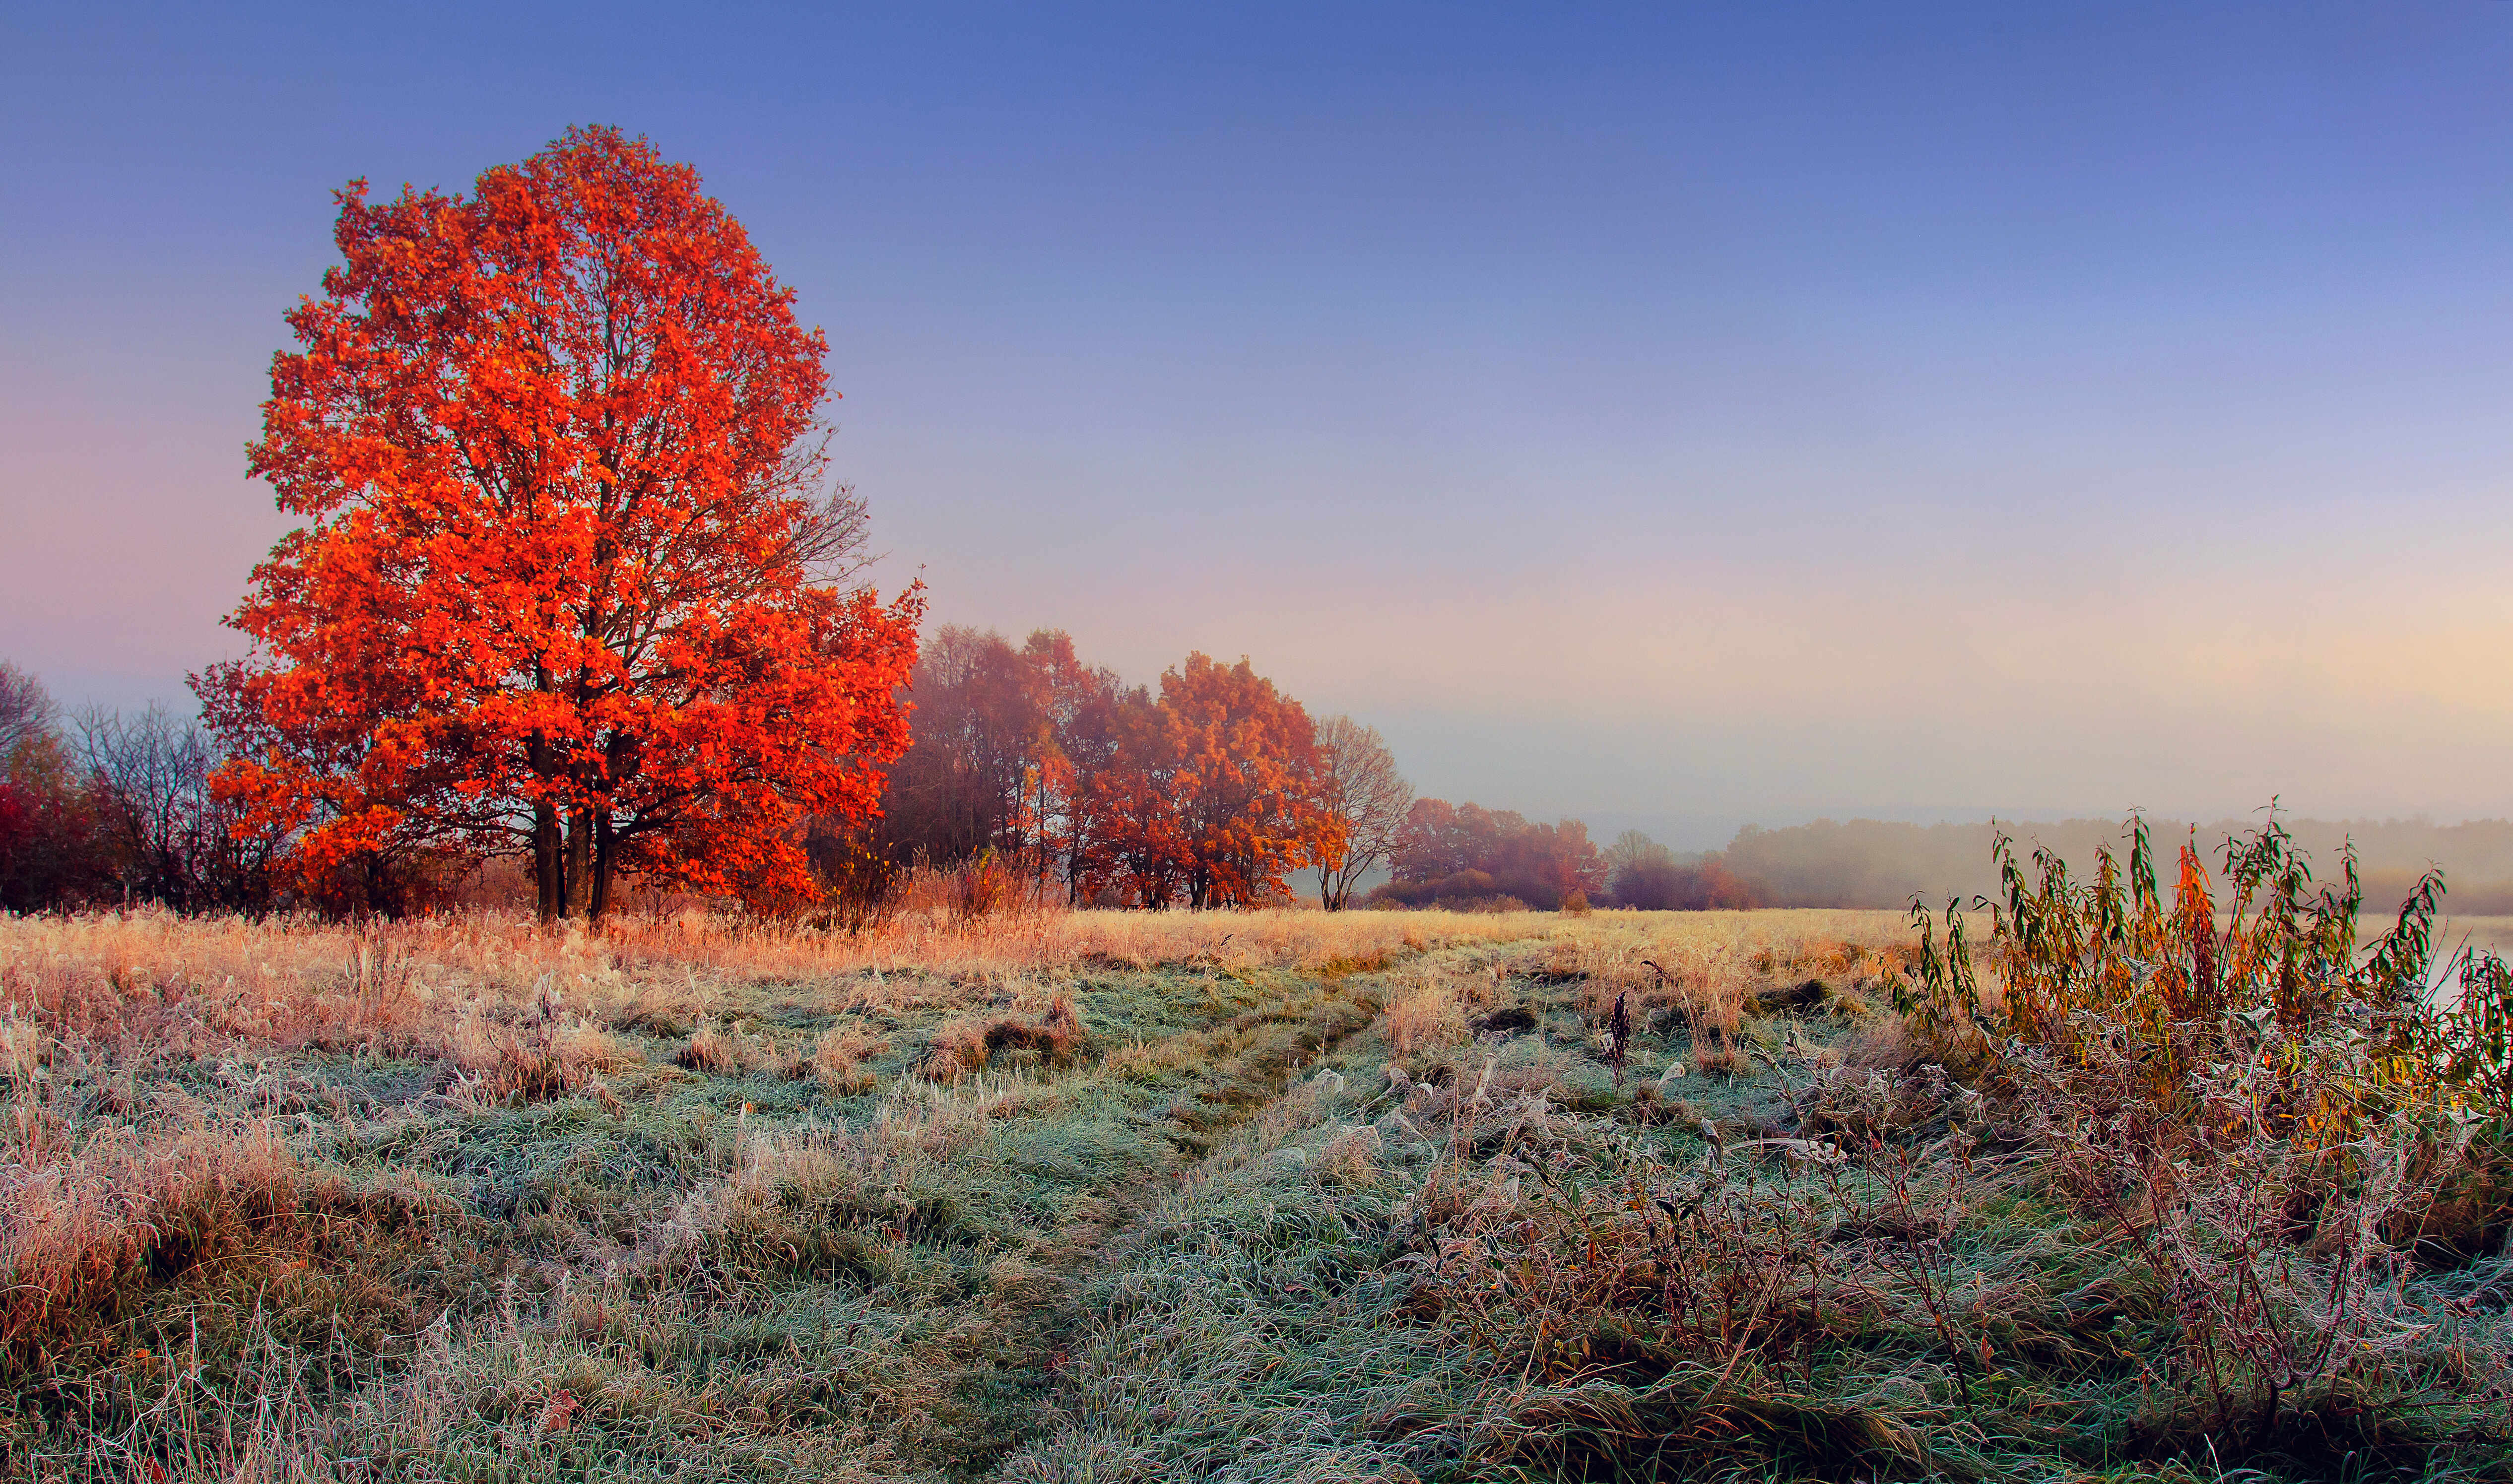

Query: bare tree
[78,704,277,913]
[0,662,55,757]
[1312,715,1413,910]
[1607,829,1670,873]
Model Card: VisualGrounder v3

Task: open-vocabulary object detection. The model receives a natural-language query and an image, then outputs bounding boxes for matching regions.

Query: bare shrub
[76,705,283,915]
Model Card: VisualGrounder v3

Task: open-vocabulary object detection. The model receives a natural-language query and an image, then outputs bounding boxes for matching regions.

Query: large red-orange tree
[201,127,921,920]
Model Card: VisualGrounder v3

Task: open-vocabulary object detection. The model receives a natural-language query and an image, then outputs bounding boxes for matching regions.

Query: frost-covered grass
[9,904,2499,1482]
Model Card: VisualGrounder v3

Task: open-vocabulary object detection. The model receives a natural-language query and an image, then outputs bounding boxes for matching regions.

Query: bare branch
[1312,714,1413,909]
[0,661,57,756]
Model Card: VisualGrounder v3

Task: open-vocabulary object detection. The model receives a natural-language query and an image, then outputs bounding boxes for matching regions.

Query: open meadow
[15,17,2513,1484]
[7,898,2512,1483]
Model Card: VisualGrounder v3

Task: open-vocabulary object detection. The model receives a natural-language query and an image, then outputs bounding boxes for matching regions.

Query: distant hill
[1715,816,2513,914]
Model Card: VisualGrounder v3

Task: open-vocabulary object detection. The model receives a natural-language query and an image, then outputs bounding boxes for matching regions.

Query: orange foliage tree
[1163,654,1339,908]
[199,127,921,920]
[1063,653,1333,908]
[1072,687,1193,907]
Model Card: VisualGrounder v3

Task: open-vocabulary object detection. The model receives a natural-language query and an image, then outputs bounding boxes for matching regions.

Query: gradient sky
[6,3,2511,847]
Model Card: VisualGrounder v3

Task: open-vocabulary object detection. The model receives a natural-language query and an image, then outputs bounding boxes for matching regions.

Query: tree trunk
[530,726,565,922]
[589,808,616,922]
[534,801,564,922]
[564,810,593,917]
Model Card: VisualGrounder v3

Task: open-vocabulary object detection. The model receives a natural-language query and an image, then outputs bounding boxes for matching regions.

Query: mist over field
[1675,814,2513,913]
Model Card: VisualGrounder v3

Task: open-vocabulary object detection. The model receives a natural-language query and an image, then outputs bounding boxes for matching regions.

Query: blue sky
[6,3,2511,845]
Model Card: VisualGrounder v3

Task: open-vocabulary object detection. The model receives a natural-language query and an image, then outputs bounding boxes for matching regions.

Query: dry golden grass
[0,904,1914,1060]
[0,906,1913,1173]
[0,905,1916,1189]
[30,898,2299,1482]
[0,902,1913,1456]
[1383,973,1471,1054]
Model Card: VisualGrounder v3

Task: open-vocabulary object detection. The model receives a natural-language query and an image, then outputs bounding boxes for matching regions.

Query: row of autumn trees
[835,625,1415,912]
[0,127,1430,923]
[2,126,1718,925]
[0,629,1429,918]
[862,631,1756,915]
[5,623,1732,919]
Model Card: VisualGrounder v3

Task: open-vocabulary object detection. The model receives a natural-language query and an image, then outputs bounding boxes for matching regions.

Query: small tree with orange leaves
[1057,653,1331,908]
[201,127,920,921]
[1895,815,2513,1440]
[1071,687,1193,907]
[1160,653,1338,908]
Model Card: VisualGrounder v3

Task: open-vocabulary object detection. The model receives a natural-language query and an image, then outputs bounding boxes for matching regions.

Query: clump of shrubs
[1890,813,2513,1451]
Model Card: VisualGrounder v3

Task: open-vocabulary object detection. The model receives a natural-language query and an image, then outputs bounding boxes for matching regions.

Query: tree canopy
[203,127,920,920]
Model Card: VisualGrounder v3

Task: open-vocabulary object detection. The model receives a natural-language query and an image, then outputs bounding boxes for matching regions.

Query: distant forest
[1696,815,2513,915]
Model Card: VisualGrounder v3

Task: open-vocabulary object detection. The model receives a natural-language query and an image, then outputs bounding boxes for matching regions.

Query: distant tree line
[1498,814,2513,915]
[1361,807,1751,911]
[1594,829,1766,910]
[1364,799,1608,911]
